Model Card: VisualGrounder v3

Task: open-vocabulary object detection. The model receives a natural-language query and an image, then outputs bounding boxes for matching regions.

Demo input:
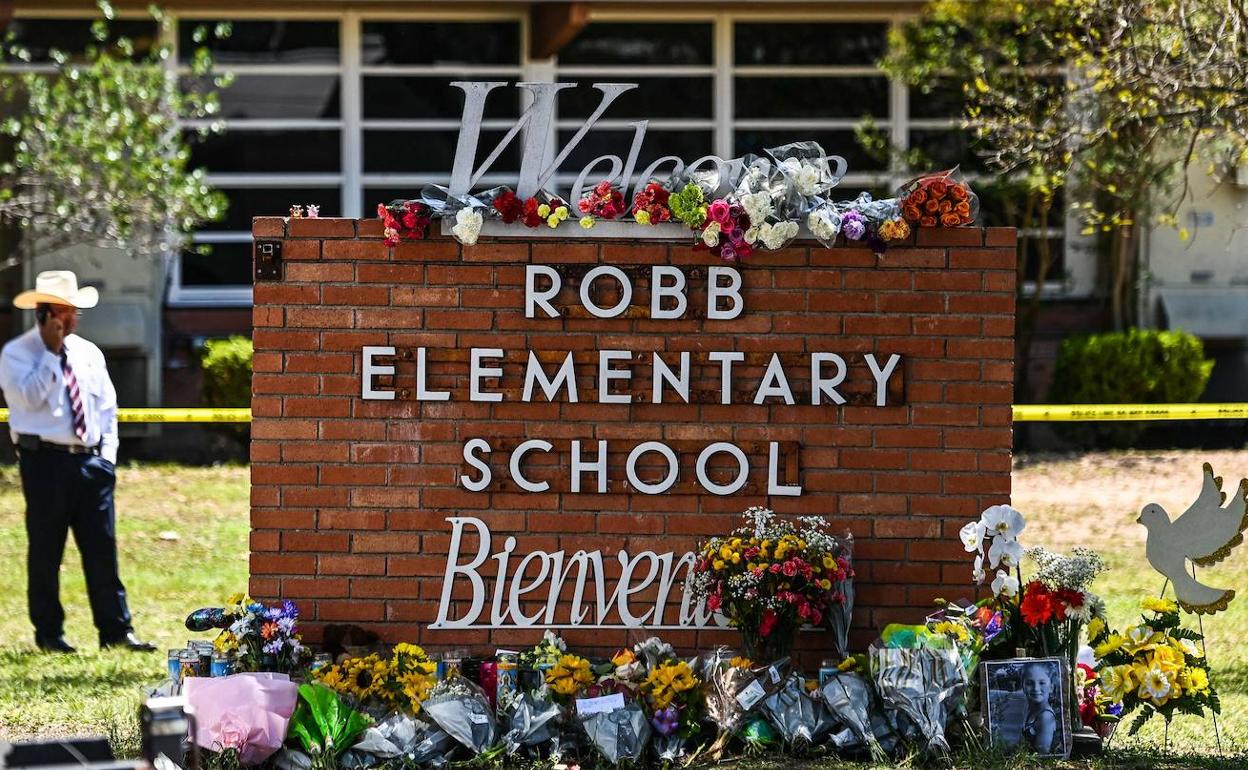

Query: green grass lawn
[0,452,1244,766]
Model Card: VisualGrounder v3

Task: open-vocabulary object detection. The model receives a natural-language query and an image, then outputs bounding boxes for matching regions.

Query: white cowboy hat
[13,270,99,310]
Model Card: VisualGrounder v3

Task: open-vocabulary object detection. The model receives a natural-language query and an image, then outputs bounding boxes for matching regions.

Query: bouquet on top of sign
[689,507,855,662]
[370,138,975,254]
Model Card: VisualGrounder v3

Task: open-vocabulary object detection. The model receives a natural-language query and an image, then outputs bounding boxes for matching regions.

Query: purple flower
[1106,702,1123,716]
[651,706,680,737]
[842,212,866,241]
[277,616,297,635]
[282,600,299,619]
[264,606,283,621]
[263,639,283,656]
[719,242,737,261]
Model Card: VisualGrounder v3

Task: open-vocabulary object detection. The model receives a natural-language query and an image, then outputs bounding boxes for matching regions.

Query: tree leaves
[0,1,228,260]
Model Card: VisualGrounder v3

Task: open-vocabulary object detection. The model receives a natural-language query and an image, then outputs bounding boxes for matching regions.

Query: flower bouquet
[579,700,651,766]
[630,181,671,225]
[761,673,837,752]
[898,167,978,228]
[422,677,499,755]
[819,669,888,762]
[577,180,626,229]
[545,654,596,704]
[519,630,568,690]
[211,593,307,674]
[698,649,756,760]
[1089,597,1218,736]
[377,200,432,247]
[522,195,570,229]
[696,198,755,261]
[870,625,968,758]
[450,207,484,245]
[691,507,854,661]
[640,659,703,764]
[313,644,439,716]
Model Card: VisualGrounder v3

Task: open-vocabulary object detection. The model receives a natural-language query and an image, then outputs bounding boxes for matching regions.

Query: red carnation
[759,609,778,638]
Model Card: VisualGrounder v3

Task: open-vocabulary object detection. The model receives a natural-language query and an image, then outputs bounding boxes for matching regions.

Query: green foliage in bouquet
[668,183,708,230]
[200,336,254,408]
[1089,598,1220,736]
[288,683,372,769]
[1049,329,1214,447]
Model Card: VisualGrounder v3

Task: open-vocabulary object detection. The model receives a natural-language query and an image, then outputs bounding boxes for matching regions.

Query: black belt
[16,434,101,456]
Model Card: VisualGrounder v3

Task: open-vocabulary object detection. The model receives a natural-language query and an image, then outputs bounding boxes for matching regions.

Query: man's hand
[39,313,65,354]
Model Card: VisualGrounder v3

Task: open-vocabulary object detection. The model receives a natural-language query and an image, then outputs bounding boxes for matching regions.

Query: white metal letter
[470,348,503,402]
[581,265,633,319]
[650,265,687,319]
[416,347,450,401]
[866,353,903,407]
[707,265,744,320]
[526,265,561,319]
[811,353,848,405]
[598,349,633,404]
[510,439,554,493]
[460,438,493,492]
[571,439,608,494]
[767,441,802,497]
[361,346,396,400]
[625,441,679,494]
[652,352,690,404]
[695,442,750,496]
[754,353,796,405]
[707,351,745,405]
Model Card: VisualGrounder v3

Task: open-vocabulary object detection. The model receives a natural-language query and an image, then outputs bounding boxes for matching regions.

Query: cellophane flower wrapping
[896,167,979,228]
[406,723,460,767]
[869,629,968,757]
[698,648,755,758]
[761,673,838,750]
[732,157,800,252]
[341,713,426,768]
[806,201,843,248]
[766,141,842,199]
[580,700,651,765]
[422,677,498,753]
[820,671,888,762]
[499,691,562,755]
[184,672,298,765]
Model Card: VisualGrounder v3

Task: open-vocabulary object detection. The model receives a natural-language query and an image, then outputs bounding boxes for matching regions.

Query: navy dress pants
[19,448,132,643]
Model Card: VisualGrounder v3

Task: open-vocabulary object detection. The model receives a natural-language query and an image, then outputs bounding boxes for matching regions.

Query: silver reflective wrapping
[762,674,838,748]
[869,644,968,757]
[819,671,887,762]
[500,692,562,755]
[580,701,651,765]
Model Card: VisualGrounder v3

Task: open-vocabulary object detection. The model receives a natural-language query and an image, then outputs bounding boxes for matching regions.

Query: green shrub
[1048,328,1214,447]
[200,335,253,407]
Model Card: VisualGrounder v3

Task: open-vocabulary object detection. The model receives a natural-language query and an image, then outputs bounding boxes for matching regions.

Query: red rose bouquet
[577,180,625,222]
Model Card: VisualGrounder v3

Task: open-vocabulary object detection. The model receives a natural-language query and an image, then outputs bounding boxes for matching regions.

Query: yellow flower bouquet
[1089,597,1219,735]
[314,643,439,714]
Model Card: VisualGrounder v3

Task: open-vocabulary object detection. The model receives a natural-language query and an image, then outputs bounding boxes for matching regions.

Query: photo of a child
[981,658,1070,758]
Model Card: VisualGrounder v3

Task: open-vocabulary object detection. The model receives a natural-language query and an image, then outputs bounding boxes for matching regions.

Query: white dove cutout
[1138,463,1248,615]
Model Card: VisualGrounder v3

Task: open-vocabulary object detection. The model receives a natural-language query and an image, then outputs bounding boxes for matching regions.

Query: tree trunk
[1109,217,1136,331]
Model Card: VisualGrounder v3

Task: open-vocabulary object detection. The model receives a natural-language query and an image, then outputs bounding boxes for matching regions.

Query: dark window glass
[909,80,966,119]
[363,77,520,120]
[4,18,158,61]
[735,77,889,119]
[361,22,520,66]
[555,130,713,176]
[735,129,883,172]
[182,242,253,286]
[559,78,712,120]
[364,187,425,213]
[184,75,340,120]
[907,129,991,173]
[734,23,887,66]
[198,187,339,231]
[559,23,712,66]
[177,20,339,65]
[364,130,520,174]
[188,129,341,173]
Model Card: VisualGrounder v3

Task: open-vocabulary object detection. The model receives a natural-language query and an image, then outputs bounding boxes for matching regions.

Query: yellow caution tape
[0,405,1242,425]
[1013,403,1248,422]
[0,408,251,423]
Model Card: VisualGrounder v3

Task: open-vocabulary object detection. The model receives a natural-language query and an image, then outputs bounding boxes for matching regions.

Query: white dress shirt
[0,326,119,463]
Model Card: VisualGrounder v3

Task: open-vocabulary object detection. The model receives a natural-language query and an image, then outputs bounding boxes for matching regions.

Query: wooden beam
[529,1,590,60]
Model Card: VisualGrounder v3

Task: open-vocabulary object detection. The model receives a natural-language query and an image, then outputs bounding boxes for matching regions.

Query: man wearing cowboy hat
[0,270,154,653]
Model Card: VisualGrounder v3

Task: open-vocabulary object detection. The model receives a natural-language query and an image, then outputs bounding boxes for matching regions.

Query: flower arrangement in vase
[691,507,853,662]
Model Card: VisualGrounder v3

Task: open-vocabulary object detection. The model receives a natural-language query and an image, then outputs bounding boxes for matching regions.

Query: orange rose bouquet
[898,167,978,228]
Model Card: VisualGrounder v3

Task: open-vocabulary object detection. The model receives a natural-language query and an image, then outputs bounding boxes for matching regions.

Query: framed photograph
[979,657,1072,758]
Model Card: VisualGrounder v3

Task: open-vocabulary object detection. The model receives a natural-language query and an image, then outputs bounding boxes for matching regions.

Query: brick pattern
[250,217,1017,655]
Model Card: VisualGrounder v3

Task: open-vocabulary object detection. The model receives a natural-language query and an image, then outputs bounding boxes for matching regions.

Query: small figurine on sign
[289,205,304,219]
[306,204,320,218]
[1138,462,1248,614]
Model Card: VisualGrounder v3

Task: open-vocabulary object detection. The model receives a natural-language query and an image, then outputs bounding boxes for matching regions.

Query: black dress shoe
[100,631,157,652]
[35,636,77,654]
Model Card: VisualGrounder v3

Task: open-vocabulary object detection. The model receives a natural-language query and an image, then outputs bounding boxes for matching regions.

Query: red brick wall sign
[248,218,1017,655]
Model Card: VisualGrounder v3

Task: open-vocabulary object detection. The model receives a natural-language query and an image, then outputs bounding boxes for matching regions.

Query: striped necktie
[60,347,89,442]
